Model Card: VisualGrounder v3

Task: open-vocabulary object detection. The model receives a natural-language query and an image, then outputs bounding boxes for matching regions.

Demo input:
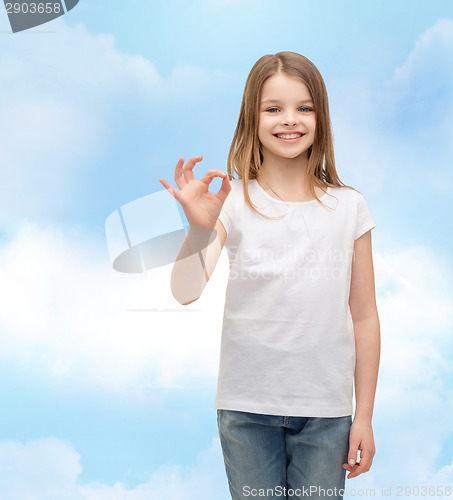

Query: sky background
[0,0,452,498]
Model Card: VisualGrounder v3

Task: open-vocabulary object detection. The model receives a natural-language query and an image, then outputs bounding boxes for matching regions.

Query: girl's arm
[343,229,380,479]
[159,156,231,305]
[170,218,227,305]
[350,229,380,420]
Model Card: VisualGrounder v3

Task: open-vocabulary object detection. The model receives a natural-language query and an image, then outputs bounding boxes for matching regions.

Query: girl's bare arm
[170,218,227,305]
[343,229,380,479]
[159,156,231,305]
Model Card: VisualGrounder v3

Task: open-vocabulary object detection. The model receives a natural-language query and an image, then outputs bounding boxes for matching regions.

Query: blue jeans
[217,409,352,499]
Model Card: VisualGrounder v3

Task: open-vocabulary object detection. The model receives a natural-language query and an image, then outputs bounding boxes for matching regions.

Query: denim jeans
[217,409,352,499]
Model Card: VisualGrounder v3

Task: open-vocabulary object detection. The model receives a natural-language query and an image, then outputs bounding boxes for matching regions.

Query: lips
[273,132,304,139]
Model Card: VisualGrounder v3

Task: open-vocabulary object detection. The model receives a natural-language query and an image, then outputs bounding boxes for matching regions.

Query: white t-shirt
[215,178,377,417]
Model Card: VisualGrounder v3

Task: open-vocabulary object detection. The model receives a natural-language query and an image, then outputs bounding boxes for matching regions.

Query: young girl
[159,51,380,500]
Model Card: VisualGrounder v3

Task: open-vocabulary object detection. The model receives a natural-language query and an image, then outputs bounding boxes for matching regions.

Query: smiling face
[258,72,316,163]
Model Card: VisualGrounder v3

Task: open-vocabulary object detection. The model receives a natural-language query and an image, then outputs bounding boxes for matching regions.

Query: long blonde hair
[227,51,355,218]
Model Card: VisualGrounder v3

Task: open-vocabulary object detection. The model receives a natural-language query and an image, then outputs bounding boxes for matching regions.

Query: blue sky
[0,1,452,498]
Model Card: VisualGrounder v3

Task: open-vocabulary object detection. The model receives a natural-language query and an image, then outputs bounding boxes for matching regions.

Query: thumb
[217,174,231,204]
[348,443,359,466]
[159,179,181,203]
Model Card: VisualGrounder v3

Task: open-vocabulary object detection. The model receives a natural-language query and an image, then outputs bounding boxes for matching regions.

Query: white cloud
[3,14,453,477]
[0,12,452,500]
[430,461,453,484]
[383,18,453,190]
[390,18,453,91]
[0,221,453,486]
[345,244,453,491]
[375,244,453,339]
[0,218,452,398]
[383,17,453,144]
[0,437,230,500]
[0,18,233,230]
[0,438,81,490]
[332,18,453,194]
[0,221,229,392]
[0,222,452,495]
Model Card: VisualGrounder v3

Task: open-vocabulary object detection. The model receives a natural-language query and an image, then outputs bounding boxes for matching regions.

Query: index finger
[346,457,371,479]
[345,462,360,479]
[182,155,204,182]
[174,157,186,189]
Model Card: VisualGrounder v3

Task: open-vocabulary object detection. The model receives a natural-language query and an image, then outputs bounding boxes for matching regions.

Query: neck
[257,150,310,193]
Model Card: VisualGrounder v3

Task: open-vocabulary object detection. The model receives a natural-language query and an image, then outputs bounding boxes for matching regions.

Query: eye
[265,106,313,113]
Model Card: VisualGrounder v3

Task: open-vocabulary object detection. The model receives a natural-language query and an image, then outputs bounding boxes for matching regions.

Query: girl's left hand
[342,417,376,479]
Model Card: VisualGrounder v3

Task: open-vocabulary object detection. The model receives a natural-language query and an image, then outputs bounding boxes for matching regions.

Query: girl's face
[258,72,316,162]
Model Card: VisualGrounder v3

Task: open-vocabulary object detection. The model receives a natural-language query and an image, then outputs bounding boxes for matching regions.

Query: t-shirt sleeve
[217,179,237,236]
[354,191,376,240]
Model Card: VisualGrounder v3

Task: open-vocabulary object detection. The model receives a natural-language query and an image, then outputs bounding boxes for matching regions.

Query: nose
[282,110,299,127]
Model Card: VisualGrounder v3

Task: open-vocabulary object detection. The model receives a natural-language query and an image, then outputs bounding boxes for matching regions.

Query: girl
[159,51,380,500]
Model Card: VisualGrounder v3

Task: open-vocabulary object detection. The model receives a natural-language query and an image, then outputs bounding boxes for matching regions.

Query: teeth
[276,133,302,139]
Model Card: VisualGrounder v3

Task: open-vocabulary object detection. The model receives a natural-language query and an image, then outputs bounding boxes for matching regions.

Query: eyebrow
[261,99,314,105]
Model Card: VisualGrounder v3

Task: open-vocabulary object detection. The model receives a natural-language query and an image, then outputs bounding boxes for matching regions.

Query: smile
[273,133,305,142]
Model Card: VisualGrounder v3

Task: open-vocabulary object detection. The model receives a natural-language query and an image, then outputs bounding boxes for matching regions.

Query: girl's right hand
[159,156,231,228]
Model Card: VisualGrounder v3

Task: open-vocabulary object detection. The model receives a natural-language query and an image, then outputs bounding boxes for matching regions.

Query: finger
[347,443,359,468]
[199,170,229,187]
[159,178,180,203]
[346,462,364,479]
[216,173,232,204]
[342,462,357,472]
[174,157,186,189]
[182,155,203,182]
[345,451,375,479]
[356,453,373,473]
